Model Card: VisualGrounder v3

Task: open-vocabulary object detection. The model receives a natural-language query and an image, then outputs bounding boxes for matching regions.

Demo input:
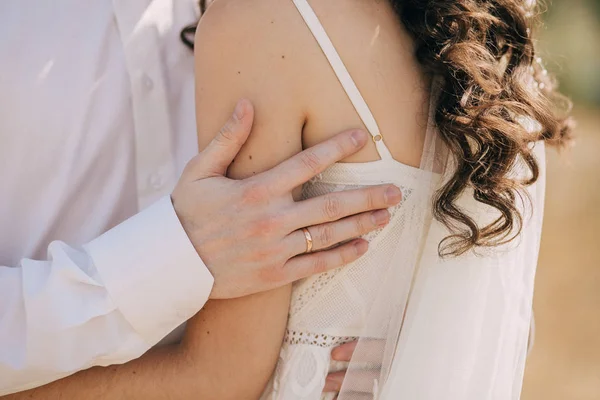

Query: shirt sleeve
[0,196,214,395]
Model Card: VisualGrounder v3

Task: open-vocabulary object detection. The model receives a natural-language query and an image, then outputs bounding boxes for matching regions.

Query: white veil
[338,91,546,399]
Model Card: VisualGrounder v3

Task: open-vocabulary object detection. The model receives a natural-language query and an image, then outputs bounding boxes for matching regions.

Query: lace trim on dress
[284,329,358,348]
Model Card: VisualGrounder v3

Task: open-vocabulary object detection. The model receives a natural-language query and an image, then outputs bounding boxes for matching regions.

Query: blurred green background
[522,0,600,399]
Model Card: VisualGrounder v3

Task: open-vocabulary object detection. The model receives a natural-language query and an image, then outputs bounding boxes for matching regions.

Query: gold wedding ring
[302,227,313,253]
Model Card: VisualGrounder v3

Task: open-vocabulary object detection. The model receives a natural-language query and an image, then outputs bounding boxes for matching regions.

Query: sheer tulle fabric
[339,143,545,400]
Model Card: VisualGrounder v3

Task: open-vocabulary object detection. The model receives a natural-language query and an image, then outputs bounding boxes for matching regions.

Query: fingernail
[372,209,390,227]
[331,348,341,361]
[385,186,402,205]
[354,240,368,256]
[331,347,345,361]
[351,130,368,148]
[233,100,246,120]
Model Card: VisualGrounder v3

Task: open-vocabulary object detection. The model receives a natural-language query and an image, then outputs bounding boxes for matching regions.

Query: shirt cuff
[84,196,214,345]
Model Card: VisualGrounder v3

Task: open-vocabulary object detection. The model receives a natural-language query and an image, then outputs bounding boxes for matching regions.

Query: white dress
[261,1,435,398]
[261,1,545,399]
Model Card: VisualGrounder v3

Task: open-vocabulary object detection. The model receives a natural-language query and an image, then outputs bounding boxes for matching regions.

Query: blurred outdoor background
[521,0,600,399]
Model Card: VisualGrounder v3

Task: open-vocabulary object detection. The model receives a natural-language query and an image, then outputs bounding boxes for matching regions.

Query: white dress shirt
[0,0,214,394]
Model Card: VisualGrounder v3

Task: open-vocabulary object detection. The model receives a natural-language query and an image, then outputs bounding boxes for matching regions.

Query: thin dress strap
[291,0,394,161]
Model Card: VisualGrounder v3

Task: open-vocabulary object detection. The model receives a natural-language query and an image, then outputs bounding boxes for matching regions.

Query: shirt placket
[112,0,177,210]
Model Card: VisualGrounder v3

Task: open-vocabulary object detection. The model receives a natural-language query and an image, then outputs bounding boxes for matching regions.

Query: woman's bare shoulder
[196,0,311,68]
[194,0,313,174]
[194,0,314,132]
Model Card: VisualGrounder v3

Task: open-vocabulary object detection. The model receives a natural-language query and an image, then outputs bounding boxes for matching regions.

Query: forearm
[180,288,292,400]
[2,345,192,400]
[3,288,291,400]
[0,197,212,395]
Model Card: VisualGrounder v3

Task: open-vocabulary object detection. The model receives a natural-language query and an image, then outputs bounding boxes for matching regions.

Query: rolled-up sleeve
[0,196,214,395]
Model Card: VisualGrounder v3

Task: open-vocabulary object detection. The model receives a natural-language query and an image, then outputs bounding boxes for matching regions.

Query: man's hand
[324,340,383,398]
[172,99,402,299]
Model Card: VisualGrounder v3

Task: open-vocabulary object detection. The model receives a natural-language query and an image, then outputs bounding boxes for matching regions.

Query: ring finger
[289,185,401,229]
[286,209,390,257]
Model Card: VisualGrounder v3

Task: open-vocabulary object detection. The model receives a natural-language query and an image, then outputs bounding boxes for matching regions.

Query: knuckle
[217,120,238,144]
[251,219,270,236]
[249,238,283,263]
[241,181,270,204]
[250,216,280,236]
[258,263,286,285]
[355,215,368,234]
[366,189,377,210]
[317,224,335,248]
[330,137,348,159]
[323,195,342,220]
[312,254,329,274]
[299,151,322,175]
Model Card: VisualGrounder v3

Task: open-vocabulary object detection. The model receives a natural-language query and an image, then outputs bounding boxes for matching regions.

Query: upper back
[197,0,431,168]
[287,0,431,166]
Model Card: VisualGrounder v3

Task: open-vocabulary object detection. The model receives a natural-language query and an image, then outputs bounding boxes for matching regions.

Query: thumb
[189,99,254,178]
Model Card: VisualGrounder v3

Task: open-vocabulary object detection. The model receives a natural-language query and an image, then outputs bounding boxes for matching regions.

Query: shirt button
[142,74,154,91]
[148,172,164,190]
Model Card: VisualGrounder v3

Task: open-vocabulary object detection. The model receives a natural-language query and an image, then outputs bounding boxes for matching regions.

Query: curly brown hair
[397,0,573,255]
[185,0,573,257]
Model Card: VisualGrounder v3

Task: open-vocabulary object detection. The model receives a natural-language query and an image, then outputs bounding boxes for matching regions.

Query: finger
[325,369,380,394]
[260,130,368,193]
[283,239,368,283]
[286,210,390,257]
[289,185,402,229]
[334,393,374,400]
[331,341,358,362]
[190,99,255,178]
[323,371,346,392]
[332,339,386,364]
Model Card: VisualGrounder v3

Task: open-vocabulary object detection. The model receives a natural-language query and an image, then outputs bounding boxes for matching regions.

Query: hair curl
[185,0,573,257]
[395,0,572,255]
